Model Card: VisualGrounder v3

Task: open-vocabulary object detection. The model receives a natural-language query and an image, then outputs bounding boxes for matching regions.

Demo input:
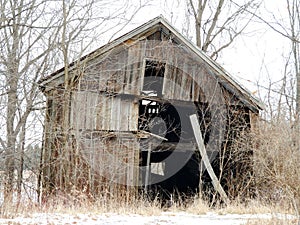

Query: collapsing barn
[38,16,264,201]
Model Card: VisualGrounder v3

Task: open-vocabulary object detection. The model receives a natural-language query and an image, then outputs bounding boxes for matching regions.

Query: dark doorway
[138,100,202,202]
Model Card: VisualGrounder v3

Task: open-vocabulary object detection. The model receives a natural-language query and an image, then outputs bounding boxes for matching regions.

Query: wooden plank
[103,95,111,130]
[69,92,74,128]
[111,96,121,130]
[125,138,139,188]
[129,101,138,131]
[193,77,201,102]
[170,65,177,99]
[120,100,128,131]
[92,92,99,130]
[150,142,196,152]
[76,92,87,130]
[116,97,122,130]
[85,92,98,130]
[96,94,103,130]
[144,143,151,193]
[126,139,133,187]
[137,130,168,141]
[182,58,193,101]
[190,114,229,204]
[180,72,190,101]
[85,92,92,129]
[175,67,182,99]
[161,64,168,96]
[133,139,140,188]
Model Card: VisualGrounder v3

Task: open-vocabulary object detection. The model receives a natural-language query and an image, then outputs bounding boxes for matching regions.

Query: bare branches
[255,0,300,119]
[232,1,299,44]
[186,0,260,59]
[202,0,224,52]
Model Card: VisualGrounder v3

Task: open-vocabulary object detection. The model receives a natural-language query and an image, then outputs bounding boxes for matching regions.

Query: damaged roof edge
[38,16,165,86]
[38,15,265,111]
[156,17,264,111]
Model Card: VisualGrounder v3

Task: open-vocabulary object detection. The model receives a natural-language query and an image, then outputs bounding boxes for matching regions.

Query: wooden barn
[38,16,264,201]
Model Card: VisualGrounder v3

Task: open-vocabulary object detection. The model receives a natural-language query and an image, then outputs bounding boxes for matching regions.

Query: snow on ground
[0,212,297,225]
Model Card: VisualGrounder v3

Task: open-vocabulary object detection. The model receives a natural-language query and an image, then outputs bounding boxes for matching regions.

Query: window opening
[142,60,165,97]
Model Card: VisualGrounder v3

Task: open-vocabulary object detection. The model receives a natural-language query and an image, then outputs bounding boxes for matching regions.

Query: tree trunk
[4,28,19,206]
[16,124,26,205]
[4,78,18,206]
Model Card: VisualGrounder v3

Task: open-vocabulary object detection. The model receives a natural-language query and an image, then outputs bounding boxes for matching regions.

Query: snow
[0,212,297,225]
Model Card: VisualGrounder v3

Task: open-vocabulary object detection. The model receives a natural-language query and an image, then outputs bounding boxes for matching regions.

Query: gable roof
[39,16,264,111]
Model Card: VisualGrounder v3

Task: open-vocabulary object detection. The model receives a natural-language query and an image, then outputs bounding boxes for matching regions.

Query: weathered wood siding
[78,39,224,105]
[70,92,138,131]
[79,133,140,187]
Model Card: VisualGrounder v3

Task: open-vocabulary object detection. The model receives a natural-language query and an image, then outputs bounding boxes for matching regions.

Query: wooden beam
[136,130,168,141]
[144,143,152,193]
[153,142,196,152]
[190,114,229,204]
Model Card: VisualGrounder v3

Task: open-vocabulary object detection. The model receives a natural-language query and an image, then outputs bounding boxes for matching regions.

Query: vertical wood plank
[190,114,229,204]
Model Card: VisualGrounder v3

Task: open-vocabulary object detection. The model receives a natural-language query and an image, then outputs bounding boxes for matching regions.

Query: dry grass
[2,117,300,224]
[3,194,297,216]
[245,218,299,225]
[252,119,300,216]
[8,195,164,216]
[215,199,291,215]
[0,192,298,225]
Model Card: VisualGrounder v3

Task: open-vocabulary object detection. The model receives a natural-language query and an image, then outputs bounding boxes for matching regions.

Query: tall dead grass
[2,118,300,221]
[252,118,300,216]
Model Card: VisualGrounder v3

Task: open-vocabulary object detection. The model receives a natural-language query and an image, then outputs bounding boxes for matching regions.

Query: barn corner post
[38,63,83,201]
[222,97,260,199]
[64,61,87,195]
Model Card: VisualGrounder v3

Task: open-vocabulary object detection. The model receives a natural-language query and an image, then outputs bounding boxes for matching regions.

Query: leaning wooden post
[144,142,151,194]
[190,114,229,204]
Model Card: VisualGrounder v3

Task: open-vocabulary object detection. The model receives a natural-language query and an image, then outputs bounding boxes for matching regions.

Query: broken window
[142,60,165,97]
[138,100,161,132]
[151,162,165,176]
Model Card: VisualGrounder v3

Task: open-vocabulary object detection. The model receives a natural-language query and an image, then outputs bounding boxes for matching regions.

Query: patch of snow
[0,212,297,225]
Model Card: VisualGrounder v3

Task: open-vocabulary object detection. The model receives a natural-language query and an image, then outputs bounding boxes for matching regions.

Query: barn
[38,16,264,202]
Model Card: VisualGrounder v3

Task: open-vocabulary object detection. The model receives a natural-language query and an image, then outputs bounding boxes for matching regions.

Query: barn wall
[78,39,224,105]
[79,132,140,187]
[70,91,138,132]
[66,37,245,199]
[41,88,140,199]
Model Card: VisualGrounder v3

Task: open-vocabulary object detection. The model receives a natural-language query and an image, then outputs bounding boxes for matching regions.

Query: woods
[0,0,299,218]
[0,0,147,210]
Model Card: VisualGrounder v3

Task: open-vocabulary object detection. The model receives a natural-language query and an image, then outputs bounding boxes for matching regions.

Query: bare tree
[0,0,147,208]
[286,0,300,120]
[179,0,263,200]
[239,0,300,121]
[0,0,60,208]
[186,0,261,59]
